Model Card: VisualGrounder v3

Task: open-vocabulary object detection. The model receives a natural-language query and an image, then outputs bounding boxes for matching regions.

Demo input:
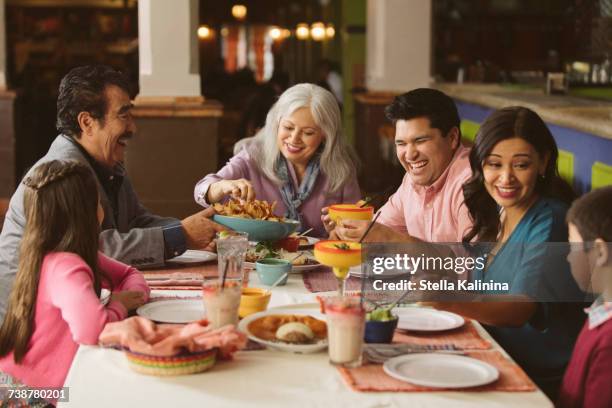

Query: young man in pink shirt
[335,88,472,243]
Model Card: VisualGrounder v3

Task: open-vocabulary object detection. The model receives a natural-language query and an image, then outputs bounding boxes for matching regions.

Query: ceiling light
[197,25,211,39]
[310,22,325,41]
[296,23,309,40]
[232,4,247,21]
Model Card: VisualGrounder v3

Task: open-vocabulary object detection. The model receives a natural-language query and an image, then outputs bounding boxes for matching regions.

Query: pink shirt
[194,148,361,237]
[377,145,472,242]
[0,252,149,390]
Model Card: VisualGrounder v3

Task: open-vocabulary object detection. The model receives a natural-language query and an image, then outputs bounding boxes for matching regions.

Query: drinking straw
[359,211,381,307]
[359,186,395,208]
[220,259,228,291]
[358,211,381,243]
[297,227,313,237]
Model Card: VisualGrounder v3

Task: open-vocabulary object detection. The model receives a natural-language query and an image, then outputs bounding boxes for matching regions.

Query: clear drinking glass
[216,231,249,286]
[323,296,366,368]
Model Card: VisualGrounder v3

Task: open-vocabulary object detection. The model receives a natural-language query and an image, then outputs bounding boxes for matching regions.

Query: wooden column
[129,0,222,218]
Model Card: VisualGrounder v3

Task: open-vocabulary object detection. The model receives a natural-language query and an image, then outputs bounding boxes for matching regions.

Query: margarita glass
[314,240,361,296]
[328,204,374,225]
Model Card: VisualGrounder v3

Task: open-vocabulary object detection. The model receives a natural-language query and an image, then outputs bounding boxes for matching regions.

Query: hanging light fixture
[282,28,291,38]
[197,25,212,39]
[296,23,310,40]
[310,22,326,41]
[232,4,247,21]
[269,27,282,40]
[325,24,335,39]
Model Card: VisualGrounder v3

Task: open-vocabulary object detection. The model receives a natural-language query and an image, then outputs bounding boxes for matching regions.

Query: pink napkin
[99,316,247,359]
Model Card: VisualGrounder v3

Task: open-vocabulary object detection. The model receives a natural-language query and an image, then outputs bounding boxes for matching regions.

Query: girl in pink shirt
[0,160,150,406]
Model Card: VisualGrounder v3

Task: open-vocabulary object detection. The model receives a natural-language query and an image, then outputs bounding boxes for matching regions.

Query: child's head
[566,186,612,295]
[21,160,101,252]
[0,160,102,363]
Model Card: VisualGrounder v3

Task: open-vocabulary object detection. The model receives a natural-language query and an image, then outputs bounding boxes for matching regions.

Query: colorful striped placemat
[302,267,362,293]
[143,264,218,290]
[337,350,536,392]
[393,320,491,350]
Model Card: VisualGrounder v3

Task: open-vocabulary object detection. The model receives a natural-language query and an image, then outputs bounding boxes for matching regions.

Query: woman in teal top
[431,106,585,399]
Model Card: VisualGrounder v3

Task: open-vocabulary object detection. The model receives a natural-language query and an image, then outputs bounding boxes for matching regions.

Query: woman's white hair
[249,83,358,193]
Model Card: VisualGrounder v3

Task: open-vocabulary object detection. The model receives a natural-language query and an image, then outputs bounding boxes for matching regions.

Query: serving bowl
[212,215,299,242]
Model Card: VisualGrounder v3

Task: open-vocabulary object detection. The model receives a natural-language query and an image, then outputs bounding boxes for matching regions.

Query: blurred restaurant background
[1,0,612,225]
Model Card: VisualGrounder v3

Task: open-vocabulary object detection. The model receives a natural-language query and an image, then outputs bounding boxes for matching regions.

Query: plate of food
[238,306,328,353]
[244,242,321,273]
[212,199,299,242]
[272,235,321,251]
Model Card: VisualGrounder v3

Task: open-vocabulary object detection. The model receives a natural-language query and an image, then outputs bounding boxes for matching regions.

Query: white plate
[383,353,499,388]
[167,250,217,265]
[137,299,205,324]
[394,307,465,332]
[238,306,328,353]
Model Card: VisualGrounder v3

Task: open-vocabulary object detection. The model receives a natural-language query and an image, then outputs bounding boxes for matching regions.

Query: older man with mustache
[0,65,225,322]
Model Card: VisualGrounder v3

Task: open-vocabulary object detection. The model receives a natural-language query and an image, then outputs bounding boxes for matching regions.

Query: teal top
[473,198,586,394]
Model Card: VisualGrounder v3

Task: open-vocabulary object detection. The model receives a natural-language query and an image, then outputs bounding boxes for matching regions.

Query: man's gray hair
[250,83,358,192]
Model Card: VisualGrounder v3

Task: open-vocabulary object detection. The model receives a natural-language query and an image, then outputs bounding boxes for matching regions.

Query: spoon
[297,228,313,237]
[269,273,288,288]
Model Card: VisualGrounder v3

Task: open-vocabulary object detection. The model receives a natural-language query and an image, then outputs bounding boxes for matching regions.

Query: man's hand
[208,179,255,203]
[111,290,147,311]
[335,219,412,242]
[181,207,228,250]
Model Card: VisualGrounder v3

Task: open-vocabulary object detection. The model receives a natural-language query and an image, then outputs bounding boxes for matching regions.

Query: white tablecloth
[60,272,552,408]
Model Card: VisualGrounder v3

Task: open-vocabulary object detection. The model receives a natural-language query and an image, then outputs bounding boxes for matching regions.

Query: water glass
[216,231,249,286]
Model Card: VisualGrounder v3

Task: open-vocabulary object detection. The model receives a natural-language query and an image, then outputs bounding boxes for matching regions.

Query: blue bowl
[364,317,399,343]
[256,259,291,286]
[212,215,299,242]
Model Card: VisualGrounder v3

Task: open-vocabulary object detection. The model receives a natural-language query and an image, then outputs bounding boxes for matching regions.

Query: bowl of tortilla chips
[212,199,299,242]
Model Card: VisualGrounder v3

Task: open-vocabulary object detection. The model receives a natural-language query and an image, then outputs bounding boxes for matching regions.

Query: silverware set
[364,343,464,363]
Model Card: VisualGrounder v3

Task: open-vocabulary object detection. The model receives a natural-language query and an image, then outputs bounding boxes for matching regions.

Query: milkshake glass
[323,296,366,367]
[202,279,241,328]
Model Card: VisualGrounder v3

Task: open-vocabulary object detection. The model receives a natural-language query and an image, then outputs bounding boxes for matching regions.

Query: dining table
[59,263,553,408]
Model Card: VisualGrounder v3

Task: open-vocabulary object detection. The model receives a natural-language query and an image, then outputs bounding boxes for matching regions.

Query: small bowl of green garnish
[364,307,398,343]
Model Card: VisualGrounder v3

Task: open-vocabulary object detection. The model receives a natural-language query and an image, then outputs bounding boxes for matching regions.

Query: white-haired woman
[194,83,361,237]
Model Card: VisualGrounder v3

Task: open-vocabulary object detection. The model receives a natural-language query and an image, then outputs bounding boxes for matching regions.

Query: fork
[364,344,464,363]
